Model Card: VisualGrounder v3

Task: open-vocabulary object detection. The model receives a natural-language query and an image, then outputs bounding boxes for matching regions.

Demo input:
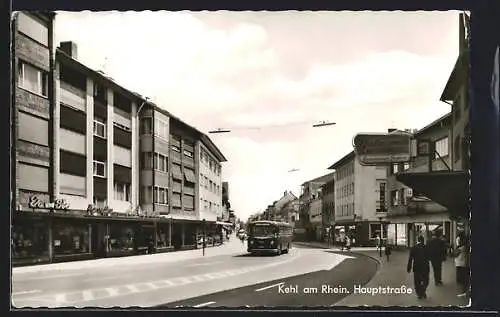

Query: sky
[54,11,460,221]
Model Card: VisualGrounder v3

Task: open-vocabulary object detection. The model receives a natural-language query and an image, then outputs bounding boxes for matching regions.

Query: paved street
[11,240,367,308]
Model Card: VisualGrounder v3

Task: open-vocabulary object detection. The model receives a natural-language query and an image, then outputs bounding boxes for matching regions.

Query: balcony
[60,81,86,112]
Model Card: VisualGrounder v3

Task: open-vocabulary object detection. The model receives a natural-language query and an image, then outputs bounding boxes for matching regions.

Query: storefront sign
[29,196,69,210]
[87,204,114,216]
[354,133,412,165]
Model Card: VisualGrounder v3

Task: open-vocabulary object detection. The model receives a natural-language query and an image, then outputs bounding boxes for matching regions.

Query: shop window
[369,223,387,239]
[18,61,48,97]
[114,182,131,201]
[109,224,135,252]
[12,221,49,260]
[140,117,153,135]
[52,222,90,255]
[156,225,170,248]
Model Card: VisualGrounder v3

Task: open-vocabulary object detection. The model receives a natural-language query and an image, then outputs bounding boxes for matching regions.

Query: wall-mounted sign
[353,133,412,166]
[417,139,433,156]
[29,196,69,210]
[87,204,114,216]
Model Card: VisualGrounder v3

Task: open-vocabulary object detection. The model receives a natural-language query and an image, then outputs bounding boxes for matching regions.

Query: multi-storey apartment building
[198,141,225,223]
[11,24,227,265]
[328,151,387,246]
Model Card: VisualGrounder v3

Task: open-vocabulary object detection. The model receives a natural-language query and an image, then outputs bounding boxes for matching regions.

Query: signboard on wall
[353,133,412,165]
[28,196,69,210]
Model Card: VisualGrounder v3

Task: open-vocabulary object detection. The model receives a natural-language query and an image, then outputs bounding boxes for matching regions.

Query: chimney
[60,41,78,59]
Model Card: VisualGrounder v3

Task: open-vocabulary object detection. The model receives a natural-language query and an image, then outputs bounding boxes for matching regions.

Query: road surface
[12,241,378,308]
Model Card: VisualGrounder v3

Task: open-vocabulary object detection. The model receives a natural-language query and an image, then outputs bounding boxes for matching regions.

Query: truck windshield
[250,224,277,237]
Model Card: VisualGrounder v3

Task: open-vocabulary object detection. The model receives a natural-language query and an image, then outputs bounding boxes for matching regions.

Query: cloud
[54,11,459,220]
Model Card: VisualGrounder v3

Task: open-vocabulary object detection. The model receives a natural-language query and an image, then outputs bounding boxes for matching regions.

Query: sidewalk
[13,238,246,275]
[296,241,469,307]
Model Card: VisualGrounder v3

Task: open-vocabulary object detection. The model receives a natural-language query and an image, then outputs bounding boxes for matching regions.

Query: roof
[56,48,227,163]
[440,50,469,102]
[327,151,356,170]
[414,112,452,137]
[301,172,336,186]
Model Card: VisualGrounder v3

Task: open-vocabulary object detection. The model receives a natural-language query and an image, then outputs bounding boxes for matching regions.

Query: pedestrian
[385,244,392,261]
[407,236,430,299]
[427,230,447,285]
[345,235,351,251]
[376,234,382,257]
[454,232,470,297]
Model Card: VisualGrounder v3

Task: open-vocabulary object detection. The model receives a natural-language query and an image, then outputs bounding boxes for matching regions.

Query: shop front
[12,214,50,266]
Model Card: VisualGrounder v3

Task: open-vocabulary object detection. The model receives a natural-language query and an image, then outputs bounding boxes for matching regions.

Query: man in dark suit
[427,230,447,285]
[407,236,430,299]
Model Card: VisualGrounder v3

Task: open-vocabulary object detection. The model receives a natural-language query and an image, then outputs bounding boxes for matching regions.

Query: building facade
[11,22,227,265]
[321,178,335,237]
[299,173,335,241]
[385,121,456,248]
[328,151,387,246]
[198,140,224,222]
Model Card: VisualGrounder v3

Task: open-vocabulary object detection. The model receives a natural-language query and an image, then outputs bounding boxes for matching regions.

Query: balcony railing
[60,81,86,112]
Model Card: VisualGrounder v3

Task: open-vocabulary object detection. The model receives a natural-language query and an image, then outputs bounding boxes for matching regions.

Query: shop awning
[183,168,196,183]
[396,171,468,218]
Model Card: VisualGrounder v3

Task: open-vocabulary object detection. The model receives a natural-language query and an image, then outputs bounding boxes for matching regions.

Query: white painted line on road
[82,290,95,301]
[255,282,284,292]
[203,273,218,280]
[12,290,42,296]
[187,261,222,267]
[193,301,216,308]
[162,279,177,287]
[86,274,132,282]
[145,282,158,290]
[105,288,119,297]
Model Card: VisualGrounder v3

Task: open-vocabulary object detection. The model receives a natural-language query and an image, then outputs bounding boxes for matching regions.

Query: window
[391,190,400,206]
[93,117,106,138]
[403,162,410,170]
[379,182,386,209]
[93,160,106,177]
[454,136,461,162]
[204,176,209,189]
[140,117,152,135]
[154,186,168,204]
[434,137,449,158]
[154,118,168,139]
[183,150,193,158]
[113,121,131,132]
[172,145,180,153]
[154,153,168,172]
[141,152,153,169]
[114,182,131,201]
[18,62,48,97]
[392,163,399,174]
[370,223,387,239]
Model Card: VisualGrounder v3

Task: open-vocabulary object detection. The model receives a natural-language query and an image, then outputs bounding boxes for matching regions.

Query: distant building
[328,151,387,246]
[321,178,335,236]
[299,173,335,241]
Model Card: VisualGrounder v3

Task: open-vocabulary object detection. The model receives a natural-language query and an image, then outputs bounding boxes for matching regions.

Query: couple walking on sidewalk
[407,230,469,300]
